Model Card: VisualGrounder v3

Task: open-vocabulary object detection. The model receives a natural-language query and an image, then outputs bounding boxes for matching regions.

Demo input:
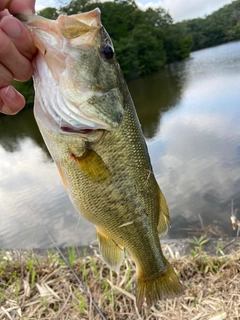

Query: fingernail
[5,86,16,99]
[4,19,22,37]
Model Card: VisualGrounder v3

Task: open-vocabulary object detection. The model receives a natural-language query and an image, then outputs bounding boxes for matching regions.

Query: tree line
[179,0,240,51]
[12,0,240,108]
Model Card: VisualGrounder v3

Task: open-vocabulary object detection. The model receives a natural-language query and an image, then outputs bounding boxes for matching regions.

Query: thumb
[0,0,35,15]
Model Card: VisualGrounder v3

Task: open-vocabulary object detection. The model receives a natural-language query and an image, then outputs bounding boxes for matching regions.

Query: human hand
[0,0,37,115]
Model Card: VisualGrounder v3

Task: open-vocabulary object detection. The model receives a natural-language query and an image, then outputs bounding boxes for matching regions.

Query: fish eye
[100,45,114,61]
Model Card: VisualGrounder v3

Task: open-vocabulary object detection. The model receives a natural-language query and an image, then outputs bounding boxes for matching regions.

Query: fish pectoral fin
[96,229,124,271]
[157,186,171,236]
[74,148,110,182]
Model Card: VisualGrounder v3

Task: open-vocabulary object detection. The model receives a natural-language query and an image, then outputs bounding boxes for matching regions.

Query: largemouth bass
[18,9,182,306]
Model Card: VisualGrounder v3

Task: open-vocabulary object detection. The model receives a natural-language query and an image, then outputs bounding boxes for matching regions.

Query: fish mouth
[60,126,94,134]
[17,9,124,134]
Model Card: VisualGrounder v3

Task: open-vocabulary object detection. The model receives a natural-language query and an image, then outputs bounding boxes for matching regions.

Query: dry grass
[0,242,239,320]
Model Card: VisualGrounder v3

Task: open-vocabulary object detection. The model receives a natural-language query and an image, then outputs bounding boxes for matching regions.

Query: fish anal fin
[72,148,110,183]
[157,186,171,236]
[96,228,124,271]
[136,260,183,308]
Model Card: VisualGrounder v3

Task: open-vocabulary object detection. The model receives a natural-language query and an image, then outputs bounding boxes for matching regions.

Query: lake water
[1,41,240,248]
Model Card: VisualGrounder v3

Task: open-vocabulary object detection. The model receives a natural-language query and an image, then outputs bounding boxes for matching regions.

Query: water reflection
[144,42,240,239]
[128,66,183,138]
[154,110,240,238]
[0,109,48,155]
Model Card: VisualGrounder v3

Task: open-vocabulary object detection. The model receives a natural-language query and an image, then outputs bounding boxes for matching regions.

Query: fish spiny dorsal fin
[57,15,97,39]
[157,186,171,236]
[72,8,102,28]
[96,228,124,271]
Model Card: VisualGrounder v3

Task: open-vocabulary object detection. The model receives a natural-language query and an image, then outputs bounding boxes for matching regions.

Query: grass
[0,240,239,320]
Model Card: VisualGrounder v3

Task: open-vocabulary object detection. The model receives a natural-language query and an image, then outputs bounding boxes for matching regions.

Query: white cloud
[35,0,61,12]
[168,0,232,21]
[35,4,45,11]
[137,0,232,21]
[151,111,239,231]
[35,0,233,22]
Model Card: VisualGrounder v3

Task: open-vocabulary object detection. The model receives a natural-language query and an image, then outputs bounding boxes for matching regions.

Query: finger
[0,28,33,81]
[0,62,13,87]
[0,9,10,19]
[0,85,25,114]
[1,15,37,59]
[0,0,35,15]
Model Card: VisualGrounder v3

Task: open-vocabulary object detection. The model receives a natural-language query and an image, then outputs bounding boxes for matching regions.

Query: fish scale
[17,8,182,307]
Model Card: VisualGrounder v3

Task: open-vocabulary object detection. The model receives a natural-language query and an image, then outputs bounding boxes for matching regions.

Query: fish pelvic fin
[136,259,183,308]
[157,186,171,236]
[96,229,124,271]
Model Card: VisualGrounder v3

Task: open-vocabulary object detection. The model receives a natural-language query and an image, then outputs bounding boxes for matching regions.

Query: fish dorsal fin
[157,186,171,236]
[96,229,124,271]
[58,15,96,39]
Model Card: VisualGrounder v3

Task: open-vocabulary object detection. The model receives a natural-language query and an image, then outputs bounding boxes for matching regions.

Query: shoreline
[1,237,239,319]
[2,236,239,258]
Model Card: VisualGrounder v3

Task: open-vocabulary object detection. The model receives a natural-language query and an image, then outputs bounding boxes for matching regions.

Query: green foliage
[188,235,227,274]
[115,24,166,78]
[72,286,88,314]
[26,254,38,288]
[38,7,59,19]
[12,79,34,108]
[163,23,194,62]
[188,235,209,258]
[67,245,76,268]
[215,241,224,257]
[144,7,173,27]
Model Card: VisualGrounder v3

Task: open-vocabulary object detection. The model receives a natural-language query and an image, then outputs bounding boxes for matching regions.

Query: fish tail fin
[136,259,182,308]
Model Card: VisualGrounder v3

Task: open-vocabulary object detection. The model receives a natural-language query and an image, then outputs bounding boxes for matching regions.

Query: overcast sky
[35,0,233,22]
